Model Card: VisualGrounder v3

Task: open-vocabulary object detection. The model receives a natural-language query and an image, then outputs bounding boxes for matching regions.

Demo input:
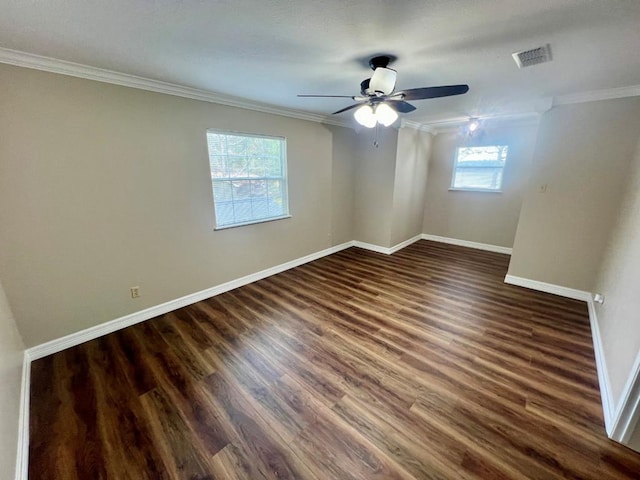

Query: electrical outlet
[130,286,141,299]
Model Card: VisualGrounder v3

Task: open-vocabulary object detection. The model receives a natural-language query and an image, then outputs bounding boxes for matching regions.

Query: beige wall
[593,134,640,408]
[352,126,430,249]
[508,98,640,291]
[352,127,398,248]
[328,125,357,246]
[422,121,538,247]
[390,127,432,246]
[0,280,24,480]
[0,63,350,346]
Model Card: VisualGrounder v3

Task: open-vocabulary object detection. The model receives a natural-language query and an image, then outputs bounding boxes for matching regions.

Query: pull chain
[373,123,380,148]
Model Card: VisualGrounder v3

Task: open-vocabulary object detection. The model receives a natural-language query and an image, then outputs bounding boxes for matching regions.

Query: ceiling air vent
[512,44,552,68]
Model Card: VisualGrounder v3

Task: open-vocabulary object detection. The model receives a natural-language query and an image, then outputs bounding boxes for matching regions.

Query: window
[450,145,509,192]
[206,130,289,229]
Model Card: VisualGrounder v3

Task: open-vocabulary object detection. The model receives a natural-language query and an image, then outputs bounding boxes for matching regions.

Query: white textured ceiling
[1,0,640,124]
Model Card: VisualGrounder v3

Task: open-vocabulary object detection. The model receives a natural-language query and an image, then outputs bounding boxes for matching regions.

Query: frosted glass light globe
[375,103,398,127]
[354,104,377,128]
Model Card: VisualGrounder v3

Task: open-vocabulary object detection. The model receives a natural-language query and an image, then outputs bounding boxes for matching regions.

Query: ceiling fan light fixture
[354,104,377,128]
[375,103,399,127]
[301,54,470,124]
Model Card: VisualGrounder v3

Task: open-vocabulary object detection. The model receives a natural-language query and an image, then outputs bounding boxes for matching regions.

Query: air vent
[512,44,552,68]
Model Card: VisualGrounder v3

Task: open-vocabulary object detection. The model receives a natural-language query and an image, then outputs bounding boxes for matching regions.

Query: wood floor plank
[202,372,321,480]
[138,388,214,480]
[127,323,230,457]
[209,443,266,480]
[332,393,472,480]
[29,240,640,479]
[85,338,171,480]
[29,351,92,480]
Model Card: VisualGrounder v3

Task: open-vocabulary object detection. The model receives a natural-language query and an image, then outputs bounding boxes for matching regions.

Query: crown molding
[400,81,640,132]
[0,47,358,127]
[419,111,541,134]
[320,116,356,129]
[553,84,640,106]
[400,119,435,133]
[5,47,639,132]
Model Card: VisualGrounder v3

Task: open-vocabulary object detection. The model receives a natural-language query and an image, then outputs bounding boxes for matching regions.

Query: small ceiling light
[354,104,377,128]
[459,117,484,142]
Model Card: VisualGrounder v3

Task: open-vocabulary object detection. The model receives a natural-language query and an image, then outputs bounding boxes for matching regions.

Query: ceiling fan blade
[297,94,356,98]
[387,100,416,113]
[398,85,469,101]
[332,103,363,115]
[369,67,397,95]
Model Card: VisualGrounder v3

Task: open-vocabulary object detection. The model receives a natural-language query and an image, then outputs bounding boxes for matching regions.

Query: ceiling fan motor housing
[368,55,396,70]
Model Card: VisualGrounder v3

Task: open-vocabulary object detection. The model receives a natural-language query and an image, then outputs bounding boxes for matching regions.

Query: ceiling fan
[298,55,469,127]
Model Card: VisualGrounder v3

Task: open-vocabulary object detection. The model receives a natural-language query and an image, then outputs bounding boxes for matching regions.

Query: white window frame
[206,129,290,230]
[449,144,509,193]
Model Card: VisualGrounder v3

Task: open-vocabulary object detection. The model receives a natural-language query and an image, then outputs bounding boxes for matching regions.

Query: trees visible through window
[206,131,289,229]
[451,145,509,191]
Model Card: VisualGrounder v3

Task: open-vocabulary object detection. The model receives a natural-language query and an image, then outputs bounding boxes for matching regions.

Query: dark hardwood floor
[29,240,640,479]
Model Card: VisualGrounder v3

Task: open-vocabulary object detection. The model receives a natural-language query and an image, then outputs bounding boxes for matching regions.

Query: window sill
[448,188,503,193]
[214,215,292,231]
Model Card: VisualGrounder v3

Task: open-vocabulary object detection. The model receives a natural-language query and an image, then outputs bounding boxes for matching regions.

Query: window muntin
[451,145,509,192]
[206,131,289,229]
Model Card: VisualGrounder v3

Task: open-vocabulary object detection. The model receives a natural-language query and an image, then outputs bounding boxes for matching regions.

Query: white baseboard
[506,278,640,444]
[15,351,31,480]
[389,235,423,254]
[421,234,512,255]
[610,346,640,443]
[26,234,501,360]
[27,241,353,361]
[353,234,422,255]
[16,235,422,476]
[352,241,391,254]
[19,236,639,476]
[17,240,356,480]
[503,274,592,302]
[587,300,640,443]
[587,299,615,435]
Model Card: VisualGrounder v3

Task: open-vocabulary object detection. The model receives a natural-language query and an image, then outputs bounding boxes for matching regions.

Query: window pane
[207,134,227,155]
[452,145,508,190]
[209,155,228,178]
[250,179,266,197]
[226,136,247,156]
[453,168,504,190]
[248,157,265,177]
[251,198,269,218]
[265,156,282,177]
[228,156,248,178]
[233,198,253,223]
[212,180,234,226]
[267,179,283,196]
[207,131,289,228]
[268,196,285,217]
